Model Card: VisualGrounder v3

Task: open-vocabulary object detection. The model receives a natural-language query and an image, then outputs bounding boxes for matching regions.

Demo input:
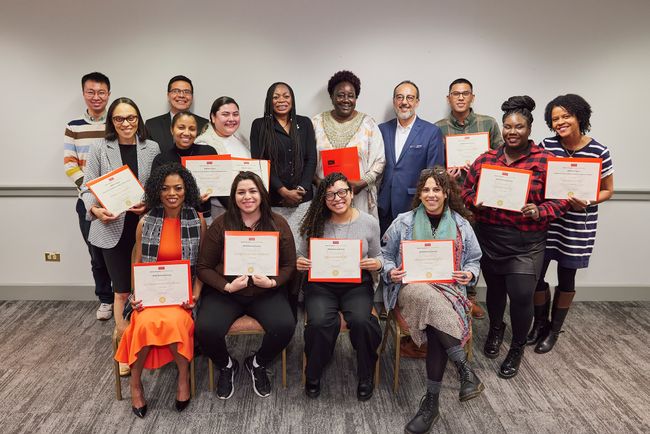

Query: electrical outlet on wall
[44,252,61,262]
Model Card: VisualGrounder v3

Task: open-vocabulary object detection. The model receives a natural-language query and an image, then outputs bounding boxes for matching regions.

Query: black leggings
[424,327,461,382]
[536,258,577,293]
[482,270,537,346]
[101,212,138,294]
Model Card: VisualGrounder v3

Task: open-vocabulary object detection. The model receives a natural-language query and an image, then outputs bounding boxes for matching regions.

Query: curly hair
[327,70,361,97]
[299,172,351,239]
[501,95,536,126]
[224,171,277,231]
[411,166,472,221]
[143,162,201,210]
[544,94,592,134]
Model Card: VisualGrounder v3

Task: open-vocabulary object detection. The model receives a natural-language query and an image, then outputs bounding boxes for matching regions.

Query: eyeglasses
[84,90,109,98]
[112,115,138,124]
[169,88,193,96]
[449,91,472,99]
[394,94,417,103]
[324,188,350,201]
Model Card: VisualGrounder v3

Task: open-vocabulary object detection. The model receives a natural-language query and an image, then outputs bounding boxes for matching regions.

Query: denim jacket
[380,209,482,311]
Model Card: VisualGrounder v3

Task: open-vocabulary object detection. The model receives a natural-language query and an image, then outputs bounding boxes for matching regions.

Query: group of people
[64,71,613,433]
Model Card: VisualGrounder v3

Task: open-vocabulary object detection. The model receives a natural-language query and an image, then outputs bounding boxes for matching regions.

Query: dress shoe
[132,404,147,418]
[468,294,485,319]
[357,377,374,401]
[455,359,485,401]
[404,392,439,434]
[175,398,190,412]
[483,322,506,359]
[498,345,524,379]
[305,378,321,398]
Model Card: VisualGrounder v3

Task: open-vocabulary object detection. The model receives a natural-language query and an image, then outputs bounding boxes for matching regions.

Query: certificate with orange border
[545,157,602,202]
[308,238,362,283]
[475,165,532,212]
[224,231,279,276]
[401,240,455,284]
[133,260,192,308]
[445,132,490,168]
[86,165,144,216]
[182,155,231,197]
[321,147,361,180]
[231,157,271,192]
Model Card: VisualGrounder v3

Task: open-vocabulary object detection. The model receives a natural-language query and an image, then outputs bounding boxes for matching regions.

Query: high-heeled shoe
[132,404,147,418]
[175,398,191,412]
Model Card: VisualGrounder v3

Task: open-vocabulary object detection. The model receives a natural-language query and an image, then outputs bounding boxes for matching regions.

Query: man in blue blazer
[378,81,444,235]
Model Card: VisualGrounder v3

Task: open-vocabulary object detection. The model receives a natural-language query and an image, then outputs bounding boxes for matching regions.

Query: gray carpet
[0,300,648,433]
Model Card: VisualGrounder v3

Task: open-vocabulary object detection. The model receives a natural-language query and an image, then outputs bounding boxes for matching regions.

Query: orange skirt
[115,306,194,370]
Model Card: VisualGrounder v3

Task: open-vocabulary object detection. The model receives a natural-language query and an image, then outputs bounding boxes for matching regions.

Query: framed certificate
[545,157,602,202]
[445,132,490,168]
[182,155,230,196]
[86,165,144,216]
[308,238,362,283]
[475,165,532,212]
[133,260,192,308]
[223,231,279,276]
[321,147,361,181]
[401,240,455,284]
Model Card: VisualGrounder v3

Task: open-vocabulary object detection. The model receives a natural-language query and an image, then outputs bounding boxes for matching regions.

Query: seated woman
[115,163,206,418]
[382,167,483,434]
[296,173,383,401]
[195,172,296,399]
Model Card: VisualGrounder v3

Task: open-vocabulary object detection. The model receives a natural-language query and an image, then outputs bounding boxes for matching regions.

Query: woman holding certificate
[195,171,296,399]
[81,97,160,344]
[296,172,383,400]
[461,96,569,379]
[312,70,385,219]
[527,94,614,353]
[382,167,483,434]
[115,163,206,417]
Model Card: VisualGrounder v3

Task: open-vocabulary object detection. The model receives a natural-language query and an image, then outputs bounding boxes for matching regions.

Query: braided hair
[299,172,351,239]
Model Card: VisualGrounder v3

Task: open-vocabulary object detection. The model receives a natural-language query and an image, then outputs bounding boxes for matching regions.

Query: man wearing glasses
[63,72,114,320]
[378,80,444,235]
[145,75,209,153]
[435,78,504,319]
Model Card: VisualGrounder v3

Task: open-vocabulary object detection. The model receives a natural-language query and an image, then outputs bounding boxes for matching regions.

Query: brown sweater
[197,213,296,297]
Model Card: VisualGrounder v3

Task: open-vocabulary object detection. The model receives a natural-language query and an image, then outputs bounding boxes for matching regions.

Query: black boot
[498,343,524,379]
[536,291,575,354]
[455,359,484,402]
[404,392,440,434]
[483,322,506,359]
[526,283,550,345]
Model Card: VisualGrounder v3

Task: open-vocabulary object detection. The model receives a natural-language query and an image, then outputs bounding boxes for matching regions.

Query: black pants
[195,288,296,368]
[425,326,461,382]
[536,258,577,293]
[76,199,113,303]
[304,280,381,380]
[101,212,139,294]
[482,270,536,346]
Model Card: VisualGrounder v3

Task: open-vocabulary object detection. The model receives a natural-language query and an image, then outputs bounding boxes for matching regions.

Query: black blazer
[145,112,209,154]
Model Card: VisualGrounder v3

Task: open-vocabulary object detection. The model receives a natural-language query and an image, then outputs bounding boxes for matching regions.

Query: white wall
[0,0,649,298]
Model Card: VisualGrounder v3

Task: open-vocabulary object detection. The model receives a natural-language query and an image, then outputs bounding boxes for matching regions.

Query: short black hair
[143,162,201,210]
[327,70,361,97]
[448,78,473,93]
[171,111,197,129]
[544,94,592,134]
[209,96,239,125]
[167,75,194,93]
[104,97,148,142]
[82,72,110,91]
[501,95,536,127]
[393,80,420,99]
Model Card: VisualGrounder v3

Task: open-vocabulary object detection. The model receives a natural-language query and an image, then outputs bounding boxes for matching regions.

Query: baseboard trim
[473,285,650,302]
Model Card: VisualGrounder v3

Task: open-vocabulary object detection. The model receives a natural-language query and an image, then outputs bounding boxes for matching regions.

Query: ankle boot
[498,343,525,379]
[483,322,506,359]
[536,291,575,354]
[404,392,440,434]
[455,359,485,401]
[526,283,550,345]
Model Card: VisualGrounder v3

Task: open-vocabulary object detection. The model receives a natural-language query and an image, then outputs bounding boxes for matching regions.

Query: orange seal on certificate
[496,199,504,206]
[568,191,574,197]
[125,199,132,207]
[247,266,254,274]
[332,269,340,277]
[159,296,166,304]
[426,272,432,278]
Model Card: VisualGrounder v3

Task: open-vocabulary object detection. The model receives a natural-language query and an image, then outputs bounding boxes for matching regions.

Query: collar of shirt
[84,110,106,124]
[450,109,476,129]
[495,140,539,164]
[396,115,417,133]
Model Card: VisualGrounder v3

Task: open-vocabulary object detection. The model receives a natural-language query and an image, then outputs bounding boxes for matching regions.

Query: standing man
[145,75,209,153]
[378,80,444,235]
[64,72,113,320]
[435,78,504,319]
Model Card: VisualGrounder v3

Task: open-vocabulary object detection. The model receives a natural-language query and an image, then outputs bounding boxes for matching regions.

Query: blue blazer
[378,117,444,220]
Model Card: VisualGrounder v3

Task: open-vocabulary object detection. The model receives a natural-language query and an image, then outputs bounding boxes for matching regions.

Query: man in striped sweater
[63,72,114,320]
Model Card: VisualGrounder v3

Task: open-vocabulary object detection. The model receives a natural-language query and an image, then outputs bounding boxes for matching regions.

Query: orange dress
[115,217,194,369]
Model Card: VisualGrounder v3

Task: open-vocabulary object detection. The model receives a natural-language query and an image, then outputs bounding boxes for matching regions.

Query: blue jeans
[76,198,113,304]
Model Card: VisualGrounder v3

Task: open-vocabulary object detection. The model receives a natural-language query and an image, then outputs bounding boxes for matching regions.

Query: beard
[396,108,415,120]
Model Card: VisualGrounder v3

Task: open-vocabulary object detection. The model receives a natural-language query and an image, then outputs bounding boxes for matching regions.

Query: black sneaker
[244,355,271,398]
[216,359,239,400]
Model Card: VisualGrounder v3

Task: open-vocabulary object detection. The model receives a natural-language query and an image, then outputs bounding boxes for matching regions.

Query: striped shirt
[540,137,614,268]
[64,111,106,190]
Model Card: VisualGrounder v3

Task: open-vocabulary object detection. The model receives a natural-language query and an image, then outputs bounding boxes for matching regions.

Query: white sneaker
[96,303,113,320]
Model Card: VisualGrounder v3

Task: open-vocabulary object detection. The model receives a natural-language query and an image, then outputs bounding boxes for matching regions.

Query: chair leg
[467,331,474,362]
[190,359,196,398]
[374,356,380,386]
[393,323,401,393]
[112,335,122,401]
[302,351,306,385]
[282,348,287,389]
[208,358,214,392]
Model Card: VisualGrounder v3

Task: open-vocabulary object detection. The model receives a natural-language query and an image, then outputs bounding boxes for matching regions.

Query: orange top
[158,217,182,261]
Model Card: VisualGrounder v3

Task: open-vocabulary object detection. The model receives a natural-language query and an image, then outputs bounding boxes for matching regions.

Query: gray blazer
[81,138,160,249]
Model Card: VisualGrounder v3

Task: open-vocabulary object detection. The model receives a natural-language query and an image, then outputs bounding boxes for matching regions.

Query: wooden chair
[301,309,381,386]
[208,315,287,391]
[379,306,473,393]
[112,328,196,400]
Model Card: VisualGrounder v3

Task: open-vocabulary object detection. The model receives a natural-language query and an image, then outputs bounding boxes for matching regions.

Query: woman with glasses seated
[296,172,383,401]
[382,167,483,434]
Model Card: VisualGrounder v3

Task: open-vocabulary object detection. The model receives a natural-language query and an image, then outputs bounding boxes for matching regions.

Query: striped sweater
[64,111,106,190]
